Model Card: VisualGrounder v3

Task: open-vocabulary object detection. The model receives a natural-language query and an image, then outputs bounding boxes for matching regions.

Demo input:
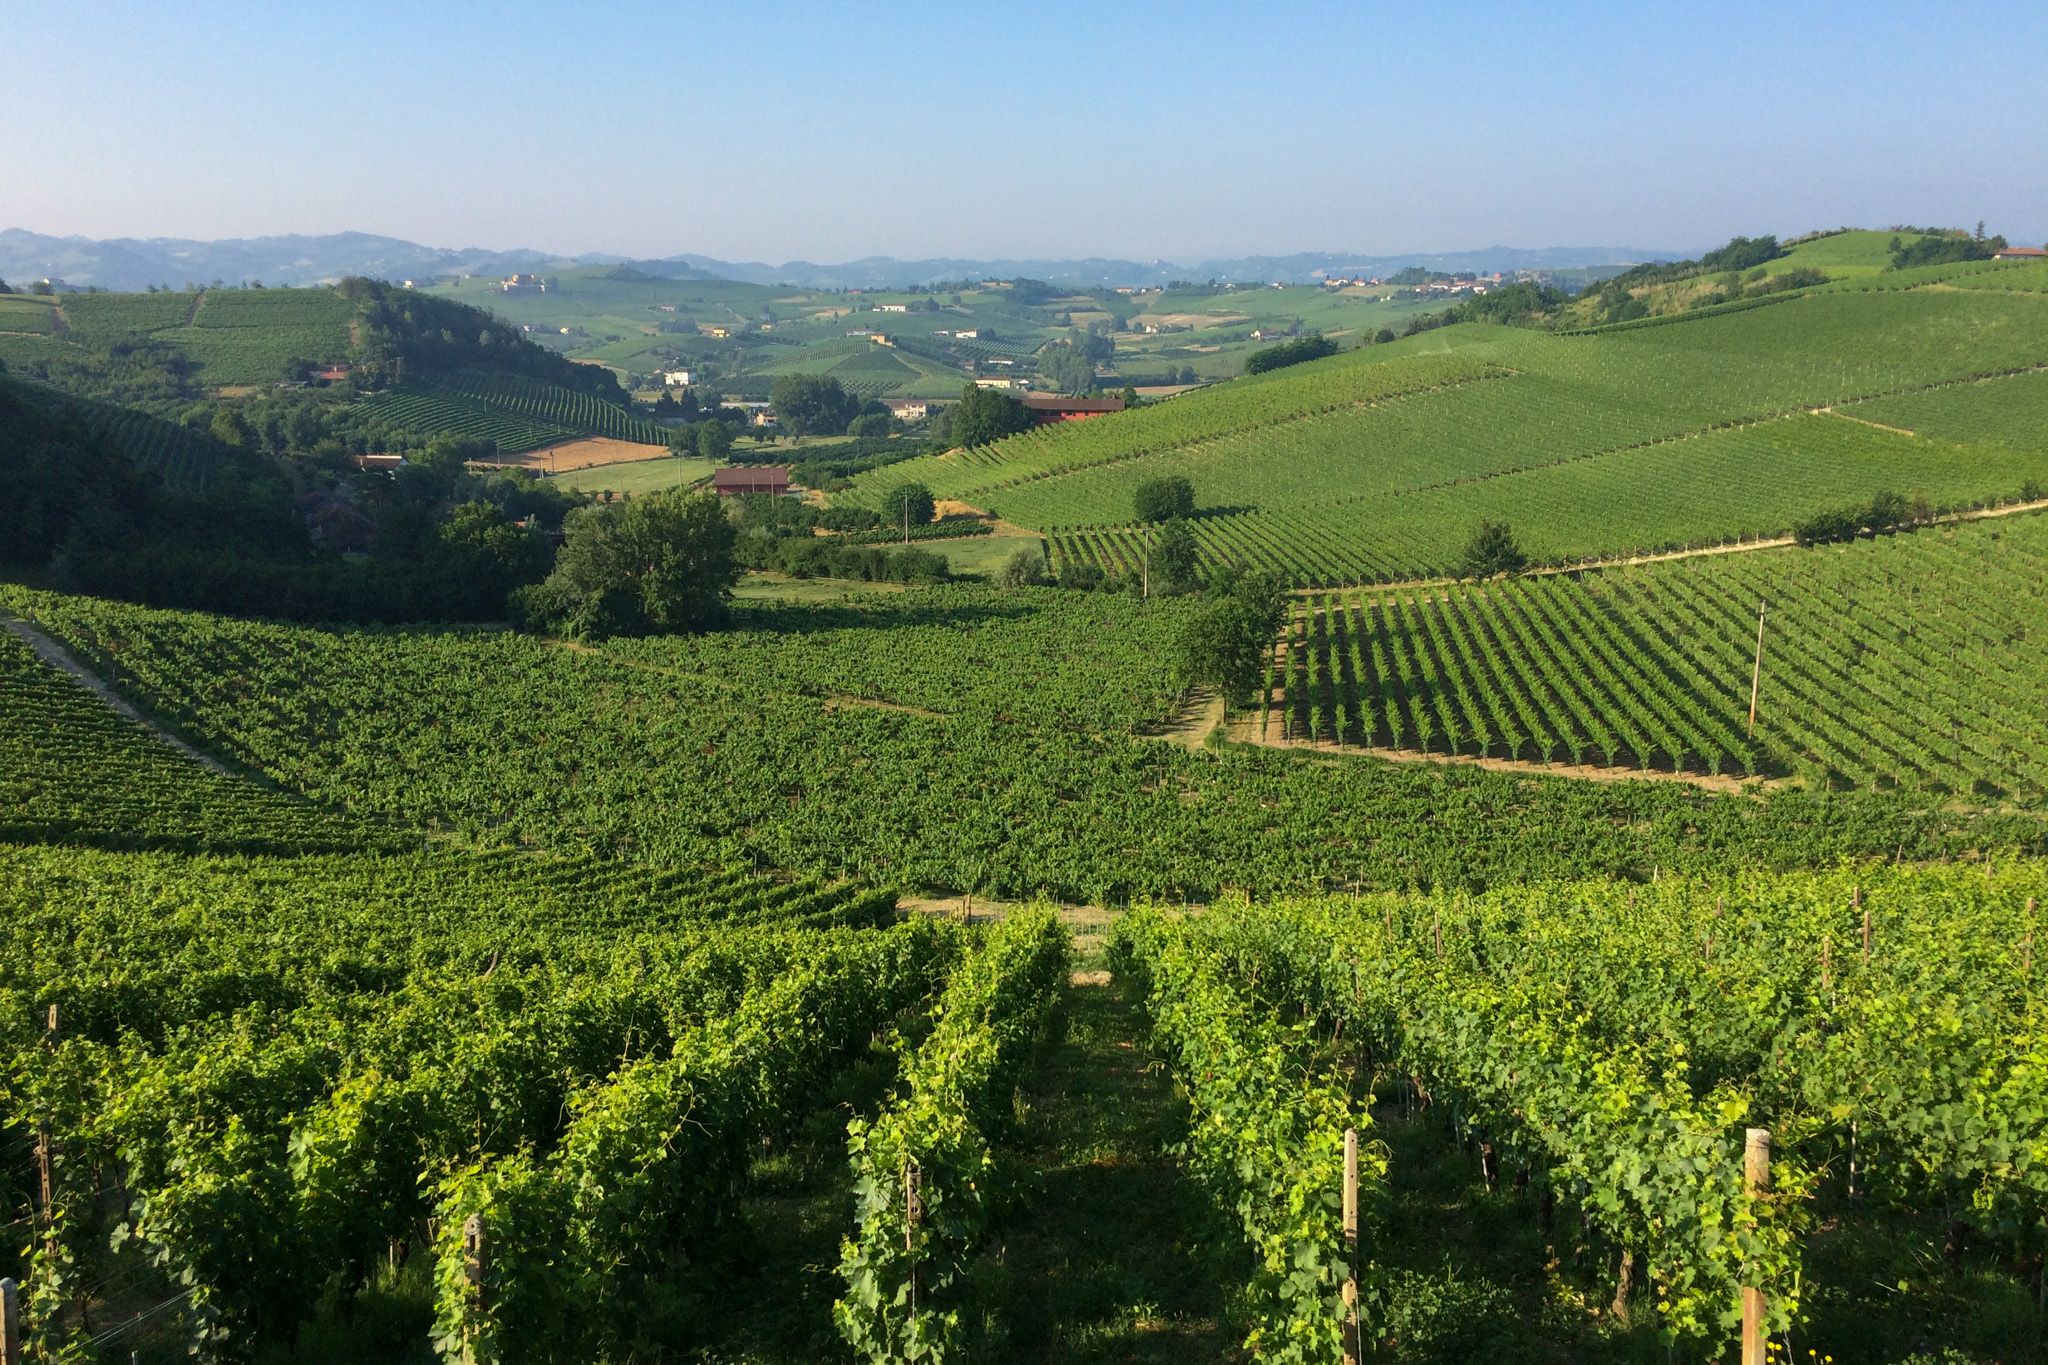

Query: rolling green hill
[852,243,2048,585]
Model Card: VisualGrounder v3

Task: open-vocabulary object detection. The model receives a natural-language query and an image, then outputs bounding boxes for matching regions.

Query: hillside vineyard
[835,264,2048,586]
[10,227,2048,1364]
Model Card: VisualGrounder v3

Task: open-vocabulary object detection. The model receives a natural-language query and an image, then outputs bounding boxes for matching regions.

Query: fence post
[1342,1128,1360,1365]
[1,1278,18,1365]
[904,1161,922,1353]
[461,1213,486,1365]
[1742,1128,1771,1365]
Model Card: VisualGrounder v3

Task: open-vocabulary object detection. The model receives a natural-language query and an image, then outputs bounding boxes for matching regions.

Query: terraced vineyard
[430,371,672,444]
[1265,511,2048,799]
[356,386,579,453]
[862,256,2048,586]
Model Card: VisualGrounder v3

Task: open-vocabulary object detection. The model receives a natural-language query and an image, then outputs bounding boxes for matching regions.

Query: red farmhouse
[1020,394,1127,426]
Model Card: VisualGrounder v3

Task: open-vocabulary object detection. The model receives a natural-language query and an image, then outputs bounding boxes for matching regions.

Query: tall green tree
[880,483,935,536]
[950,384,1033,447]
[1458,520,1529,579]
[1151,518,1200,595]
[1133,476,1195,524]
[515,488,739,640]
[693,418,733,460]
[1175,569,1289,708]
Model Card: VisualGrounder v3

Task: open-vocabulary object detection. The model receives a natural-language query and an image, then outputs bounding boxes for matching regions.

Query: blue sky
[3,0,2042,261]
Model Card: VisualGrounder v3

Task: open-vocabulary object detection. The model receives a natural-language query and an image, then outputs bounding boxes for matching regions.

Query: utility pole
[1747,600,1767,737]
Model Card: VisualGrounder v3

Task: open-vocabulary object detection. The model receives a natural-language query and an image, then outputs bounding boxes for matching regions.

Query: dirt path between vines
[1143,688,1223,751]
[1224,714,1781,793]
[1,614,233,775]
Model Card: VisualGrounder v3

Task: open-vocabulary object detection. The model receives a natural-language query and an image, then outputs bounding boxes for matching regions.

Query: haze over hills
[0,227,1700,293]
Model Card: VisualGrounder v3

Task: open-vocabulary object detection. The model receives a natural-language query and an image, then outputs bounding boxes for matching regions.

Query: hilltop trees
[1889,229,2008,270]
[951,384,1033,447]
[515,488,739,640]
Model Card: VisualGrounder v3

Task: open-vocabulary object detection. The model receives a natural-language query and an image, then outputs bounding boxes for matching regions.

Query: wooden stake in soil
[1742,1128,1771,1365]
[1342,1128,1360,1365]
[905,1161,923,1346]
[0,1278,18,1365]
[1747,600,1767,736]
[461,1213,486,1365]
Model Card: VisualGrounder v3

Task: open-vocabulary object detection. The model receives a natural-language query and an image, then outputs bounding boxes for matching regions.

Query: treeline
[1396,281,1573,338]
[1243,334,1338,375]
[727,492,952,584]
[1887,227,2009,270]
[1,372,565,624]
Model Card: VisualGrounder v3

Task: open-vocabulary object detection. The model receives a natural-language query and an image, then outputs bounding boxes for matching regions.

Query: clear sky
[3,0,2042,262]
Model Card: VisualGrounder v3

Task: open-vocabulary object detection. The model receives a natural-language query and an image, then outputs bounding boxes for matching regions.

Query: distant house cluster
[501,273,553,294]
[662,369,696,386]
[880,398,928,421]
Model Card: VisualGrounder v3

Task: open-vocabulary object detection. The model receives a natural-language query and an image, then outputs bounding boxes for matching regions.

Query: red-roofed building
[1019,394,1127,426]
[1993,247,2047,260]
[712,466,792,496]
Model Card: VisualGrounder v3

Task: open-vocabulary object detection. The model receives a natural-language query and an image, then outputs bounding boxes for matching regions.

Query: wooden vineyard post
[1142,523,1153,600]
[35,1121,53,1254]
[1342,1128,1361,1365]
[0,1278,17,1365]
[904,1161,923,1351]
[1742,1128,1771,1365]
[1858,885,1871,964]
[1747,600,1767,737]
[461,1213,486,1365]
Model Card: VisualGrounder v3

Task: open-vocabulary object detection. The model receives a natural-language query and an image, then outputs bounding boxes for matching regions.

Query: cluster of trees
[1580,235,1793,325]
[0,373,567,623]
[1401,282,1571,337]
[764,374,901,440]
[1889,226,2010,270]
[515,489,740,639]
[1242,334,1338,375]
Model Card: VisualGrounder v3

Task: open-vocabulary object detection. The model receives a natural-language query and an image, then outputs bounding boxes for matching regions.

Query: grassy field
[868,249,2048,585]
[545,454,717,496]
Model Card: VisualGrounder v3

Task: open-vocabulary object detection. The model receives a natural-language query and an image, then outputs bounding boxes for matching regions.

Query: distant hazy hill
[0,227,1693,293]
